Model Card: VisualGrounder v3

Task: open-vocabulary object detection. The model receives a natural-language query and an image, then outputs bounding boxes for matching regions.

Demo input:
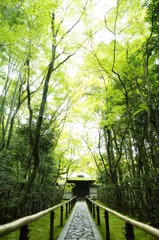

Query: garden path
[57,201,102,240]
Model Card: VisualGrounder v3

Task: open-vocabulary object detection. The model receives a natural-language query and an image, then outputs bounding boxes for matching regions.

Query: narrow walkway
[57,201,102,240]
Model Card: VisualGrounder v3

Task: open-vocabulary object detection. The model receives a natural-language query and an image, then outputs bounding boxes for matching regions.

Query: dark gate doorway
[73,181,89,199]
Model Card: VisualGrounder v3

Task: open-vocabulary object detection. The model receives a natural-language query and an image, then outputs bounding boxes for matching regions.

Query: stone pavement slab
[57,201,102,240]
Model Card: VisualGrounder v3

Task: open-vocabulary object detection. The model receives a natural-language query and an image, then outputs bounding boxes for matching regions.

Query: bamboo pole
[50,211,55,240]
[97,206,100,225]
[104,210,110,240]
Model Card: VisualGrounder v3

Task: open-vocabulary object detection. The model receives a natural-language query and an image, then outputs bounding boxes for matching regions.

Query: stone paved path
[57,201,102,240]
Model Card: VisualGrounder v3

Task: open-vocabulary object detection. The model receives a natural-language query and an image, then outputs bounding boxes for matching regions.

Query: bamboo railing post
[90,201,92,213]
[66,203,68,218]
[125,222,135,240]
[104,210,110,240]
[87,198,92,212]
[69,201,71,213]
[93,203,95,218]
[19,224,29,240]
[71,199,73,210]
[60,206,63,226]
[50,211,55,240]
[87,198,89,206]
[97,206,100,225]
